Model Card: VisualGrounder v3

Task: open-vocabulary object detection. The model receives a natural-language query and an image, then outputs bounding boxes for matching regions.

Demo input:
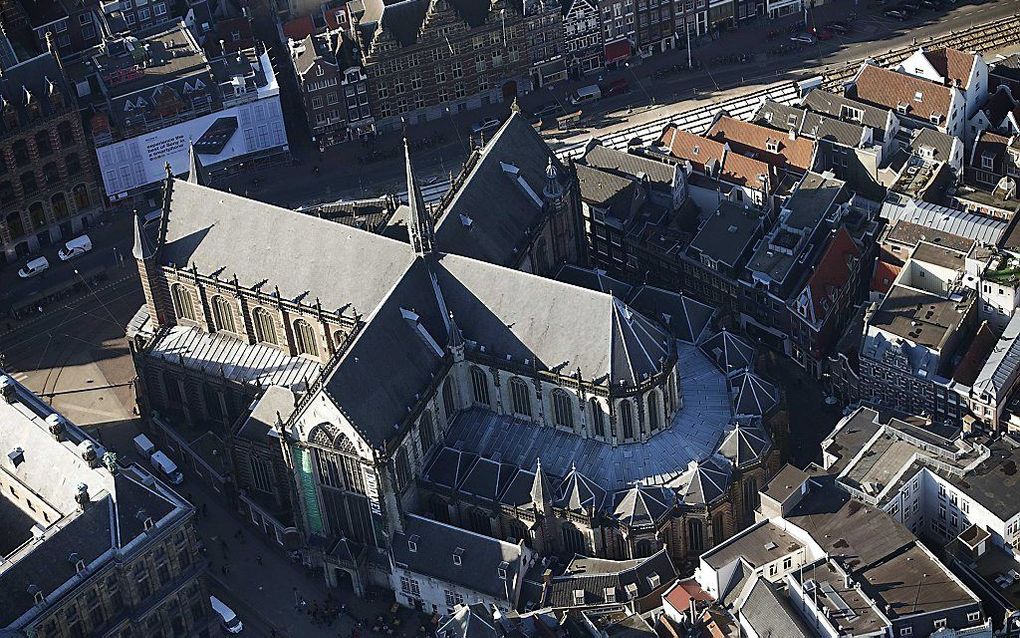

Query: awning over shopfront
[604,39,631,64]
[538,57,568,81]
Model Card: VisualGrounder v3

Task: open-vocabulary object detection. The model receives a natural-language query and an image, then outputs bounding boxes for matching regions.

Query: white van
[17,256,49,278]
[210,596,243,634]
[150,451,184,485]
[58,234,93,261]
[568,85,602,105]
[133,433,156,459]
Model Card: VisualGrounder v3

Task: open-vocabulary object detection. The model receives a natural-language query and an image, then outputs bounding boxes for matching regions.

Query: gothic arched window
[252,307,277,345]
[171,284,195,321]
[509,377,532,417]
[552,390,573,429]
[294,319,318,356]
[470,366,490,406]
[211,296,235,332]
[620,400,634,439]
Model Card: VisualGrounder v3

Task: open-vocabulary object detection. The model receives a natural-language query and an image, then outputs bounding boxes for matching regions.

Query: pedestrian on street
[256,554,263,566]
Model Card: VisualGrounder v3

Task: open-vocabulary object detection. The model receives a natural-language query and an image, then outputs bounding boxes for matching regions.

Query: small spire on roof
[403,122,435,258]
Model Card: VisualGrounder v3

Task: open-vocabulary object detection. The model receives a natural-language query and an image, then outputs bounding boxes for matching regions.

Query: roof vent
[459,214,473,228]
[453,547,464,565]
[0,375,15,403]
[764,541,778,551]
[8,446,25,467]
[46,414,65,441]
[27,584,43,605]
[408,534,420,553]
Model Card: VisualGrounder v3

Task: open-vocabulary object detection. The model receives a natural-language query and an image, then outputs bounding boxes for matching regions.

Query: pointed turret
[543,156,564,201]
[531,458,552,514]
[447,311,465,361]
[404,137,434,258]
[131,211,155,261]
[187,144,209,185]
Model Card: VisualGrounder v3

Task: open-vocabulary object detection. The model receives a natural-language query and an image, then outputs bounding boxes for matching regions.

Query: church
[127,112,783,604]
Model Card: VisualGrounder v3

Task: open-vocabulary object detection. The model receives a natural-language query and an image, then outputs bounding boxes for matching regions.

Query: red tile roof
[660,126,776,192]
[324,6,348,30]
[663,578,713,612]
[706,115,816,172]
[853,64,953,123]
[283,15,315,40]
[803,227,860,325]
[871,259,900,294]
[922,47,977,89]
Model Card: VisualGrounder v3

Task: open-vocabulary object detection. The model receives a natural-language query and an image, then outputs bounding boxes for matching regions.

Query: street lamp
[624,62,654,108]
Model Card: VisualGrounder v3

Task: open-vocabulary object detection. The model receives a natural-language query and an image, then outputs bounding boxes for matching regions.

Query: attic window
[604,587,616,602]
[897,103,909,115]
[452,547,464,565]
[766,139,780,153]
[573,589,585,605]
[692,145,699,155]
[786,114,798,127]
[727,225,738,233]
[929,113,941,124]
[764,112,773,122]
[920,145,935,160]
[624,582,639,599]
[408,534,420,553]
[498,560,509,580]
[764,541,778,551]
[914,91,923,102]
[647,573,660,589]
[840,105,863,122]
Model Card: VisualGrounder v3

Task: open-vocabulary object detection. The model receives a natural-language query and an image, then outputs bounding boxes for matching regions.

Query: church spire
[404,136,434,258]
[531,458,552,514]
[543,156,564,201]
[187,143,209,185]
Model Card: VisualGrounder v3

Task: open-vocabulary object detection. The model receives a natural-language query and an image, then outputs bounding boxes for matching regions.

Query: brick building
[290,30,373,147]
[0,46,102,265]
[349,0,532,133]
[563,0,603,76]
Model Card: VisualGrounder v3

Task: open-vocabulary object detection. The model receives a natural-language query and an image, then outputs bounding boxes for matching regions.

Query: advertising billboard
[96,94,288,199]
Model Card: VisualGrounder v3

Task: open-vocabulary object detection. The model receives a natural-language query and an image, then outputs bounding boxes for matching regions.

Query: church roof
[611,485,674,527]
[628,286,715,344]
[437,603,501,638]
[672,456,732,506]
[730,372,779,417]
[434,112,567,268]
[131,211,156,260]
[554,467,607,512]
[701,329,755,374]
[160,179,414,318]
[717,418,772,468]
[187,144,209,185]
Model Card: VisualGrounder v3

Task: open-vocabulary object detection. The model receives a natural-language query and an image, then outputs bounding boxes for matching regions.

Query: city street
[221,0,1020,208]
[0,213,136,318]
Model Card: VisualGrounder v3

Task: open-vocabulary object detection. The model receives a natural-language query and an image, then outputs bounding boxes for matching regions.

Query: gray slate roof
[717,418,772,468]
[700,330,755,374]
[548,550,676,607]
[392,514,525,601]
[438,603,500,638]
[909,127,957,163]
[434,113,565,267]
[672,455,732,506]
[161,179,414,317]
[581,143,676,186]
[731,372,779,417]
[802,90,891,134]
[610,485,674,526]
[576,164,637,220]
[738,577,813,638]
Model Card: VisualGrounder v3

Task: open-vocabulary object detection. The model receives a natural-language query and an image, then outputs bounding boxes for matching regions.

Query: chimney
[788,128,796,141]
[75,483,90,510]
[0,375,15,403]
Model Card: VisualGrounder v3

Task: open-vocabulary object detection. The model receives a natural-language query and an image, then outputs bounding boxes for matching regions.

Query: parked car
[883,8,908,18]
[600,78,630,97]
[17,256,49,279]
[568,84,602,105]
[210,596,243,634]
[58,234,92,261]
[790,33,818,44]
[471,117,501,135]
[150,450,184,485]
[133,433,156,459]
[532,103,563,120]
[825,20,851,34]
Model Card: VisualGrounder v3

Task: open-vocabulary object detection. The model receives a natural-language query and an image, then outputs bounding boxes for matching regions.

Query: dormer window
[647,574,660,588]
[498,560,509,580]
[604,587,616,602]
[929,113,941,124]
[573,589,585,606]
[786,114,798,127]
[452,547,463,565]
[766,139,780,153]
[316,66,324,77]
[914,91,923,102]
[408,534,419,552]
[982,153,995,170]
[897,103,909,115]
